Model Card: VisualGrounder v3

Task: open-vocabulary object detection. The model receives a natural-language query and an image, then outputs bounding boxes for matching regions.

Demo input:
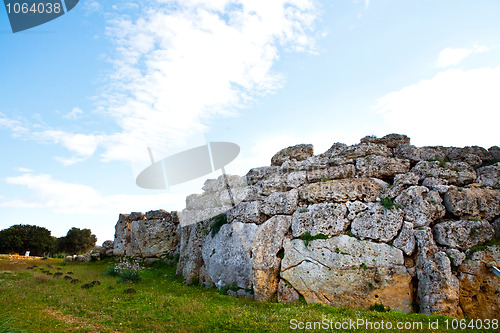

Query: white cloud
[374,66,500,147]
[16,167,34,173]
[63,107,84,120]
[1,172,186,214]
[436,45,489,68]
[98,0,321,164]
[32,130,104,165]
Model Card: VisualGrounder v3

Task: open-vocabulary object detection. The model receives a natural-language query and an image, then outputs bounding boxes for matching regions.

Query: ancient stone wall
[113,134,500,318]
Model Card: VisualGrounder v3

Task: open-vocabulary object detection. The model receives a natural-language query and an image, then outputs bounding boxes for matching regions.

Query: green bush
[209,213,228,237]
[300,231,328,247]
[104,265,120,277]
[369,303,390,312]
[118,270,142,283]
[380,197,400,210]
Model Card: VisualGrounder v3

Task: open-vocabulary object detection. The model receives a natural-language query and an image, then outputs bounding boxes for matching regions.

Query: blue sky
[1,0,499,243]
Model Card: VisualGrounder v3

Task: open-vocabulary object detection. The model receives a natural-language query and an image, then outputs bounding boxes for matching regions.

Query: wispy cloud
[97,0,321,164]
[63,107,84,120]
[1,171,186,214]
[436,45,489,68]
[374,65,500,147]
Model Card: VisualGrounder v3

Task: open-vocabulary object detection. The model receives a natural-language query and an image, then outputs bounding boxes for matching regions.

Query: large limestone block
[246,166,279,186]
[458,246,500,319]
[176,219,211,284]
[202,174,244,193]
[299,178,385,204]
[251,216,292,301]
[126,219,179,257]
[280,236,412,313]
[392,222,416,256]
[411,161,476,186]
[355,155,410,178]
[395,186,446,227]
[255,172,289,196]
[433,220,494,250]
[271,144,314,167]
[350,202,404,242]
[443,186,500,221]
[360,133,410,148]
[414,228,461,317]
[262,190,298,216]
[113,214,131,256]
[180,206,228,227]
[306,164,355,183]
[446,146,493,168]
[394,145,448,163]
[185,193,221,210]
[329,143,393,165]
[227,201,267,224]
[202,222,258,289]
[385,172,420,198]
[291,203,349,238]
[476,163,500,187]
[277,279,300,303]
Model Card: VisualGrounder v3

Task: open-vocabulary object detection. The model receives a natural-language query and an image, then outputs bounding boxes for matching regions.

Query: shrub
[380,197,399,210]
[369,303,390,312]
[300,232,328,247]
[209,213,228,237]
[104,265,120,277]
[118,270,142,283]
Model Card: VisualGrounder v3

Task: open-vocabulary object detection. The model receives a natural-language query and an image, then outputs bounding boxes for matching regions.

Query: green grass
[209,213,228,237]
[0,256,492,332]
[380,197,400,210]
[469,237,500,255]
[300,231,329,247]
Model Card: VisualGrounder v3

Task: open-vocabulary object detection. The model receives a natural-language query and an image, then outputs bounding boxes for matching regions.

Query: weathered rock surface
[392,222,416,256]
[246,166,279,186]
[360,133,410,148]
[277,279,300,303]
[305,164,355,183]
[411,161,476,186]
[281,236,412,313]
[394,145,447,163]
[202,222,258,289]
[350,203,404,242]
[176,218,211,284]
[271,144,314,167]
[443,186,500,220]
[355,155,410,178]
[493,218,500,239]
[299,178,385,203]
[433,220,494,250]
[329,143,392,165]
[113,214,132,256]
[395,186,446,227]
[414,228,461,317]
[227,201,267,224]
[126,218,179,258]
[261,189,298,216]
[291,203,349,237]
[476,163,500,187]
[444,249,466,267]
[385,172,420,198]
[446,146,493,168]
[252,216,292,301]
[458,246,500,319]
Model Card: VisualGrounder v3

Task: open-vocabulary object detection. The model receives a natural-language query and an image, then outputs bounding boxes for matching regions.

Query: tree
[0,224,56,256]
[57,227,97,255]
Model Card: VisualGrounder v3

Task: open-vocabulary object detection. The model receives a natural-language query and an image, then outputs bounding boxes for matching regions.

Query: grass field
[0,256,496,332]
